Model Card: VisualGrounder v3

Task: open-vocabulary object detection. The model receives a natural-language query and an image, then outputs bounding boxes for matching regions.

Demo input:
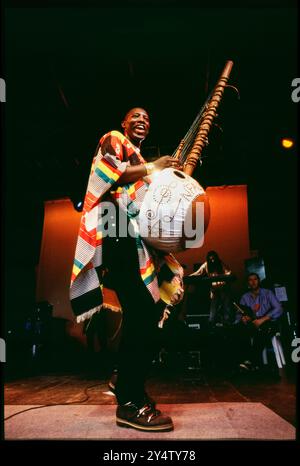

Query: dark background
[3,2,298,328]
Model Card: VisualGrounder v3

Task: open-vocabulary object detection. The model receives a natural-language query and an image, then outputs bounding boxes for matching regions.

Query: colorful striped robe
[70,130,183,323]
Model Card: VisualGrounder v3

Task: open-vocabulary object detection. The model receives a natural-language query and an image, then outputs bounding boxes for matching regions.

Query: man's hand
[118,156,182,185]
[252,316,270,328]
[153,156,182,171]
[241,315,252,325]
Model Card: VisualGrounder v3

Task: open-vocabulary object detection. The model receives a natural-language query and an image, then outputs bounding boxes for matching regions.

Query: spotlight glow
[73,200,83,212]
[281,138,294,149]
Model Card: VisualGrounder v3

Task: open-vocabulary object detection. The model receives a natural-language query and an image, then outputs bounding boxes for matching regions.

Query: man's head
[247,273,261,292]
[121,107,150,146]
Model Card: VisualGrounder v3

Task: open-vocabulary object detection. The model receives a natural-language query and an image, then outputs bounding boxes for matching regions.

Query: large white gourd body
[138,168,209,253]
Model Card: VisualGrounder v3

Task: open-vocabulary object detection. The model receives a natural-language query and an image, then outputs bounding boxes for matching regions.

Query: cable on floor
[4,383,106,421]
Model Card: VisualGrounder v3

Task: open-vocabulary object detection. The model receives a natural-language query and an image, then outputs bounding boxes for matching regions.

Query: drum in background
[138,168,210,252]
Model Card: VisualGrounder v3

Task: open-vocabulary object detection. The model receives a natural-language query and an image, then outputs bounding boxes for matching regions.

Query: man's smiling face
[121,108,150,144]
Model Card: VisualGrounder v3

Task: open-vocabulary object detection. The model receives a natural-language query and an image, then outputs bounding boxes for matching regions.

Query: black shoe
[116,401,174,432]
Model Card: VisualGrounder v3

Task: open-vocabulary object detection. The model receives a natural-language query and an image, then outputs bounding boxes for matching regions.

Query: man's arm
[118,156,182,184]
[252,290,283,327]
[189,262,207,277]
[118,164,147,183]
[236,294,250,324]
[252,314,271,328]
[265,290,283,320]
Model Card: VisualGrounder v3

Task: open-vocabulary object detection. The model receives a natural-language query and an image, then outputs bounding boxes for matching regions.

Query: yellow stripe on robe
[127,184,137,196]
[110,130,127,143]
[141,262,155,281]
[97,160,120,182]
[111,186,124,195]
[72,264,81,277]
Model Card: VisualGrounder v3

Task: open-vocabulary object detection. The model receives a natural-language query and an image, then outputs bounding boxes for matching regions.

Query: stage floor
[4,402,295,440]
[4,364,297,440]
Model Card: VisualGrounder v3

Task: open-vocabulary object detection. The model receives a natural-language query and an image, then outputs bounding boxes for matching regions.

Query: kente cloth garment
[70,130,184,323]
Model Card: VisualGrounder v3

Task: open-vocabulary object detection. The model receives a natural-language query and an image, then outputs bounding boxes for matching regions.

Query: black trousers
[228,321,278,367]
[103,230,164,406]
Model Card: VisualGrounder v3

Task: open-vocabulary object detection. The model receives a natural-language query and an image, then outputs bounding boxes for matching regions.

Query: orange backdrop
[36,185,250,321]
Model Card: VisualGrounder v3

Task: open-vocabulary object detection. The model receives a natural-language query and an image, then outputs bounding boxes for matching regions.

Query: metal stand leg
[262,347,268,365]
[275,335,286,365]
[272,335,283,369]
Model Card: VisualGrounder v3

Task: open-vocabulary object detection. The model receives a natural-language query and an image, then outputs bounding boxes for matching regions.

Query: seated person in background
[233,272,283,371]
[190,250,234,326]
